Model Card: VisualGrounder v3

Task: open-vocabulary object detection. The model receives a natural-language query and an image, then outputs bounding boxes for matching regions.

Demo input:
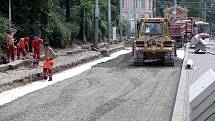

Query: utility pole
[154,0,156,17]
[108,0,111,44]
[9,0,11,28]
[127,0,131,39]
[83,5,87,44]
[173,0,177,20]
[201,0,204,20]
[119,0,123,42]
[136,0,140,38]
[204,2,207,21]
[134,0,137,38]
[66,0,70,21]
[94,0,99,49]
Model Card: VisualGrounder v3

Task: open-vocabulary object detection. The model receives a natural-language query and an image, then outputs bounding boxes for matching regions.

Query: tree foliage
[0,0,120,48]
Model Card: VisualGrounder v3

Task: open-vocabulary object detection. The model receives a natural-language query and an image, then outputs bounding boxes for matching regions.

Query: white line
[0,49,132,106]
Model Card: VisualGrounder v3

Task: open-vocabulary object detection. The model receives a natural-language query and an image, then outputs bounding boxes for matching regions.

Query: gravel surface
[0,53,183,121]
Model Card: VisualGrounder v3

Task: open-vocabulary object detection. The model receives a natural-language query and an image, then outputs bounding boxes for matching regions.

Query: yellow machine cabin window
[145,23,163,35]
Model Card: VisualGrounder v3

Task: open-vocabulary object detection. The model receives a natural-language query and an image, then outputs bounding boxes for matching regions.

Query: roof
[195,21,209,25]
[163,6,189,12]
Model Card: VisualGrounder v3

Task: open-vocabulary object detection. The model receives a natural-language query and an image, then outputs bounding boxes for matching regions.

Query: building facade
[121,0,154,19]
[120,0,154,36]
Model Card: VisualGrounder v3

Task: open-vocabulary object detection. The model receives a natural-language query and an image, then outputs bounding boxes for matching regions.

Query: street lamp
[94,0,99,49]
[9,0,11,28]
[127,0,131,39]
[119,0,123,42]
[108,0,111,44]
[83,4,87,44]
[173,0,177,20]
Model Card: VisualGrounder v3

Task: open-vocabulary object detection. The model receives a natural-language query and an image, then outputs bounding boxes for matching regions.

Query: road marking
[0,49,132,106]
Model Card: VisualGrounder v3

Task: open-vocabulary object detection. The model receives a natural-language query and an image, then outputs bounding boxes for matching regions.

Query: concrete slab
[206,113,215,121]
[189,69,215,109]
[190,35,201,48]
[0,64,9,72]
[67,49,86,55]
[194,40,207,53]
[8,60,26,70]
[190,90,215,120]
[193,103,215,121]
[0,73,7,78]
[81,45,91,50]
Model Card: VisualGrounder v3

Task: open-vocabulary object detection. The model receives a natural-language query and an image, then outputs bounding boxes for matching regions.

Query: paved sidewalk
[172,43,215,121]
[0,43,124,93]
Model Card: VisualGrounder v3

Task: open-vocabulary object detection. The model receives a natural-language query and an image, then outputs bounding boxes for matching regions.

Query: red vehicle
[170,18,193,47]
[164,6,194,47]
[182,19,193,34]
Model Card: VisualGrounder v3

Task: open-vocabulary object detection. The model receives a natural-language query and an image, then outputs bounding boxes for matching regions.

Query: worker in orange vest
[32,37,43,67]
[17,37,29,60]
[6,28,17,62]
[43,58,54,81]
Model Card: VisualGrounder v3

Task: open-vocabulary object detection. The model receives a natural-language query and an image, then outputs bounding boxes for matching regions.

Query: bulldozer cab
[133,18,175,65]
[139,18,169,38]
[145,22,163,35]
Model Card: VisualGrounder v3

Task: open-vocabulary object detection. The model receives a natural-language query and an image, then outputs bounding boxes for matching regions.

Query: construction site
[0,1,215,121]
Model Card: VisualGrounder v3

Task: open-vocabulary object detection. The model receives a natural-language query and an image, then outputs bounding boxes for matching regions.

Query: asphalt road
[0,53,183,121]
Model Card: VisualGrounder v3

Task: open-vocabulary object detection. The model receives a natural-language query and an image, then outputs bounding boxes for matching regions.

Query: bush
[0,16,7,50]
[48,19,80,48]
[99,20,108,40]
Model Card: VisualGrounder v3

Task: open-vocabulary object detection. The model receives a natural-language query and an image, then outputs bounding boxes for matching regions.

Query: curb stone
[171,44,189,121]
[0,46,124,93]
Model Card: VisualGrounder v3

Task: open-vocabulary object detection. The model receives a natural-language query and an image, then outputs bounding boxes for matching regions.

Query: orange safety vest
[17,37,29,48]
[43,59,54,69]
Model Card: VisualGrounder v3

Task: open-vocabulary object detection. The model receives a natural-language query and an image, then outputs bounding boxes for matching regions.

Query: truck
[164,6,193,47]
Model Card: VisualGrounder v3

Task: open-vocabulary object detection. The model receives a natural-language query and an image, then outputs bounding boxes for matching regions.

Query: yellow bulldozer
[132,18,176,65]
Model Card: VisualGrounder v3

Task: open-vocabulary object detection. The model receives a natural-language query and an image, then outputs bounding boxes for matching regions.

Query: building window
[141,0,145,9]
[122,0,124,8]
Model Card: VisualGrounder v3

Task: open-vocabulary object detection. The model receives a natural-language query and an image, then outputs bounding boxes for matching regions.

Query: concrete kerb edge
[0,46,124,93]
[171,44,189,121]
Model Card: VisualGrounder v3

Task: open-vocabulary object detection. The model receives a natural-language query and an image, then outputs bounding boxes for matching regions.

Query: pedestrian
[6,28,17,62]
[17,37,29,60]
[43,58,54,81]
[32,37,43,67]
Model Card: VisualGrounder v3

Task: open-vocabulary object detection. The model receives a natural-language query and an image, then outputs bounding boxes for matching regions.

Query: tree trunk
[66,0,70,21]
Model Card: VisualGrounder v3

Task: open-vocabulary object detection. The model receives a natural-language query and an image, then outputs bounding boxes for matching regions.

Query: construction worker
[43,43,56,81]
[17,37,29,60]
[6,28,17,62]
[43,58,54,81]
[32,37,43,67]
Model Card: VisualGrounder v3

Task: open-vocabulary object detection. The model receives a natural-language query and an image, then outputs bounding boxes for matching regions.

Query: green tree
[0,0,120,48]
